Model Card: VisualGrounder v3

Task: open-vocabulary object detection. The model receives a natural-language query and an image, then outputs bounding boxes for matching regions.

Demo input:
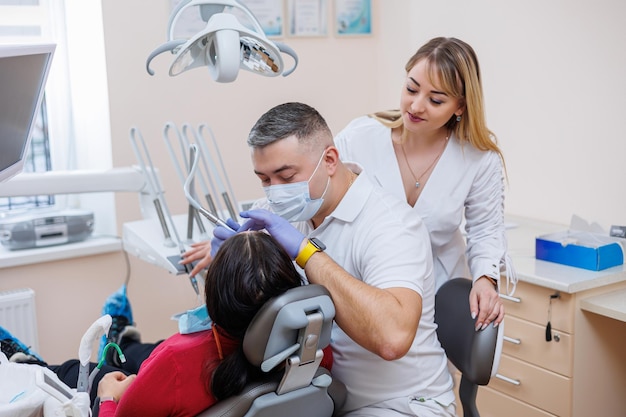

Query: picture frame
[237,0,285,38]
[334,0,372,36]
[287,0,328,37]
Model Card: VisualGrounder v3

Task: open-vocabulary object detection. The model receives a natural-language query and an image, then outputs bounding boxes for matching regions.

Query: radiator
[0,288,39,353]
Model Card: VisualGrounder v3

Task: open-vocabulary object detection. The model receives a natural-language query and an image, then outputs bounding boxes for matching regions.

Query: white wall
[105,0,626,231]
[397,0,626,229]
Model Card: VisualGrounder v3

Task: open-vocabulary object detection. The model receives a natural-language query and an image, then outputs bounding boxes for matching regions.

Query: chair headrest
[243,284,335,370]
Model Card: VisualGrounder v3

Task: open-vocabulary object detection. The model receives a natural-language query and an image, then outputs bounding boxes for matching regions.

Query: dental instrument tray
[0,208,94,250]
[535,230,625,271]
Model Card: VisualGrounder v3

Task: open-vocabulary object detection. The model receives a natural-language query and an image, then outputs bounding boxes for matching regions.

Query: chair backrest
[199,284,346,417]
[434,278,503,417]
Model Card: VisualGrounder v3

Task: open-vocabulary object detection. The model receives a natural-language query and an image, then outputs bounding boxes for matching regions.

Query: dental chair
[434,278,503,417]
[198,284,346,417]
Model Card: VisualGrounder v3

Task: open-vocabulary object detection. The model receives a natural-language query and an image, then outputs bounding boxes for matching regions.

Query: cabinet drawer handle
[500,294,521,303]
[494,373,521,386]
[503,336,521,345]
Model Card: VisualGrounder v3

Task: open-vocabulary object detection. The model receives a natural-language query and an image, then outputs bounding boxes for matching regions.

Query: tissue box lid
[535,230,624,271]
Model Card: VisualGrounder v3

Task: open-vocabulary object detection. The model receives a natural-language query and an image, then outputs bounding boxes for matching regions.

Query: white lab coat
[335,116,515,293]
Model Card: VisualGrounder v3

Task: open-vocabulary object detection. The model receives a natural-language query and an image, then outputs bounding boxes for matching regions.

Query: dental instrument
[180,145,200,295]
[146,0,298,82]
[185,123,235,220]
[129,127,176,248]
[197,123,240,220]
[130,127,202,294]
[184,144,237,232]
[163,122,220,218]
[182,124,226,225]
[163,123,212,244]
[166,188,202,295]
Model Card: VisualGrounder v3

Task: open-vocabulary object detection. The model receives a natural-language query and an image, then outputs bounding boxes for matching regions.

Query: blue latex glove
[239,209,305,258]
[210,218,242,257]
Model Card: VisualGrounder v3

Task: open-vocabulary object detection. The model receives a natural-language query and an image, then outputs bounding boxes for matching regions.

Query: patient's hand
[97,371,136,402]
[181,241,212,277]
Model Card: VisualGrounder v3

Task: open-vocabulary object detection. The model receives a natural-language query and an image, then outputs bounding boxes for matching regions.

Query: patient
[2,232,329,417]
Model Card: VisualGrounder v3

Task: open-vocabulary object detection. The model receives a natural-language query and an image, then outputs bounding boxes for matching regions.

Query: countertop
[505,214,626,294]
[579,289,626,322]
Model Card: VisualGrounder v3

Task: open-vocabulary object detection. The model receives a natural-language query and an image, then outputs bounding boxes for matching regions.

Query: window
[0,0,117,235]
[0,97,54,210]
[0,0,55,210]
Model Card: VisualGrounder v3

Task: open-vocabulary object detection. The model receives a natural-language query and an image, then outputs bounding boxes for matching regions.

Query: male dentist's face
[251,135,327,200]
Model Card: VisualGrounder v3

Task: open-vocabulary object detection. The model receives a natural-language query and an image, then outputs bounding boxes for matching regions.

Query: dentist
[185,102,456,417]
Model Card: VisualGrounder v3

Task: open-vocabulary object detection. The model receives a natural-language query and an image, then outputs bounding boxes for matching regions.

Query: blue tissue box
[535,231,624,271]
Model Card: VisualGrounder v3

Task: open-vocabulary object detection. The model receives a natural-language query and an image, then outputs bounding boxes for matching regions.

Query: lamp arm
[274,41,299,76]
[171,0,265,39]
[146,40,186,75]
[227,0,265,35]
[167,0,193,39]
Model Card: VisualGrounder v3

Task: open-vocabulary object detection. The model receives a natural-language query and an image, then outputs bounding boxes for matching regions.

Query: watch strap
[295,240,321,268]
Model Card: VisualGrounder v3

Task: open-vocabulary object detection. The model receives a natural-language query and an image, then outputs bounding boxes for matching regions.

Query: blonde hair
[370,37,505,166]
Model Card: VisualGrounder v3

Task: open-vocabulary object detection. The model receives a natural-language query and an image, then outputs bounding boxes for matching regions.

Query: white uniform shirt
[335,116,515,293]
[255,167,454,412]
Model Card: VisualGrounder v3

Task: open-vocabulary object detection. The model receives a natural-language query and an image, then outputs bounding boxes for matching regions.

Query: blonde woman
[335,37,516,330]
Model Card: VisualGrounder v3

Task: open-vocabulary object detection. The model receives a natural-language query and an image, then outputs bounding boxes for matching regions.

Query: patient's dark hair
[204,231,303,400]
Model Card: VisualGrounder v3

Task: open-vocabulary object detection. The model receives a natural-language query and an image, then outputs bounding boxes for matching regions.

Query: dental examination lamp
[146,0,298,82]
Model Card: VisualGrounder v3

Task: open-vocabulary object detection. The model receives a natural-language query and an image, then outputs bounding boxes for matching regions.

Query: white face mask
[263,151,330,222]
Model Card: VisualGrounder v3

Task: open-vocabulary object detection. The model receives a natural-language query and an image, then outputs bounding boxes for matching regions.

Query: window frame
[0,0,118,236]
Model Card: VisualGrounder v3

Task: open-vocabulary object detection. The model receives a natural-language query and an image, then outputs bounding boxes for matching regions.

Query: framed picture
[334,0,372,36]
[287,0,328,37]
[237,0,285,38]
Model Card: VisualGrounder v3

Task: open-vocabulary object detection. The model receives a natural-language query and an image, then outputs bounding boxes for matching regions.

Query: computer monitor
[0,43,55,183]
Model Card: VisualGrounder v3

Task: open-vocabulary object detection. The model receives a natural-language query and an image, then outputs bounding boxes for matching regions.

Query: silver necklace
[398,133,448,188]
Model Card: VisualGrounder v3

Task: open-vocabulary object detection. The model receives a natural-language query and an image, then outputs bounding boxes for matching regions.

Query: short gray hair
[247,102,332,149]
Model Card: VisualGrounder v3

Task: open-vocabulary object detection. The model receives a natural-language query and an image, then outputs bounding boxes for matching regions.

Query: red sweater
[100,330,333,417]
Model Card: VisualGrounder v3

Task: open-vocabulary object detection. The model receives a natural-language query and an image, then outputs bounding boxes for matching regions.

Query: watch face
[310,238,326,251]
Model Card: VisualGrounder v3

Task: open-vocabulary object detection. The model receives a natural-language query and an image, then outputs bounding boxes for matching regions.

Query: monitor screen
[0,43,55,183]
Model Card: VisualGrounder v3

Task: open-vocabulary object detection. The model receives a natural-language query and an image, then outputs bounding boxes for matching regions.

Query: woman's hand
[180,241,212,277]
[97,371,136,402]
[469,276,504,330]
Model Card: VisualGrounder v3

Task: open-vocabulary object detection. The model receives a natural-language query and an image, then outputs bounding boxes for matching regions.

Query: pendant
[415,181,420,188]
